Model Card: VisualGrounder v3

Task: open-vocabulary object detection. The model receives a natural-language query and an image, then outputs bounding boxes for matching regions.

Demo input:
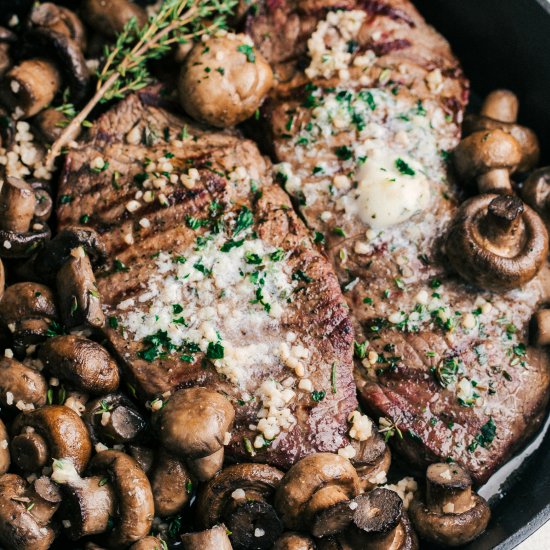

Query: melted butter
[353,149,430,229]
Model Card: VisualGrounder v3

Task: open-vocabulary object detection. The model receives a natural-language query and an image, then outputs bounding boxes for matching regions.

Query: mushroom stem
[480,90,519,123]
[187,447,224,482]
[11,431,50,472]
[480,195,525,255]
[477,169,513,194]
[426,463,474,514]
[0,177,36,232]
[181,525,233,550]
[531,310,550,346]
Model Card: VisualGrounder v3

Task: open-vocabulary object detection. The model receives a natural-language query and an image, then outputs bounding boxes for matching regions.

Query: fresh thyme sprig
[46,0,236,169]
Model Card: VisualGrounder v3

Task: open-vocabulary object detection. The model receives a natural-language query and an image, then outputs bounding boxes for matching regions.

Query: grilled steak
[248,0,550,483]
[57,89,357,469]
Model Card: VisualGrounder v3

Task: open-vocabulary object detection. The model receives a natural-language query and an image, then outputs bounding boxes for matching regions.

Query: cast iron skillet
[414,1,550,548]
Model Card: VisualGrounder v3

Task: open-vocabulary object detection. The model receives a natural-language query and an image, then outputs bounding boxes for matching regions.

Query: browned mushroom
[28,3,87,50]
[446,194,549,291]
[85,393,147,445]
[453,129,522,193]
[130,536,167,550]
[150,448,193,517]
[0,418,10,474]
[179,34,273,128]
[409,462,490,546]
[0,27,15,76]
[153,387,235,481]
[273,532,316,550]
[274,453,360,532]
[39,335,119,394]
[57,248,105,329]
[34,107,78,143]
[196,462,284,549]
[0,356,48,411]
[11,405,92,473]
[463,90,539,173]
[0,259,4,300]
[0,474,56,550]
[531,309,550,346]
[127,443,155,474]
[30,181,54,223]
[181,525,233,550]
[0,282,58,354]
[522,167,550,226]
[81,0,148,38]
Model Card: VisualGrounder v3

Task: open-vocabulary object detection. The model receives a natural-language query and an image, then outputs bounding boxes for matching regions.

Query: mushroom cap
[130,536,166,550]
[181,524,233,550]
[196,462,284,528]
[453,129,522,181]
[29,3,87,51]
[186,446,225,482]
[273,532,316,550]
[446,194,549,291]
[350,430,391,491]
[522,167,550,225]
[0,356,48,410]
[0,418,10,474]
[12,405,92,473]
[179,34,273,128]
[0,224,51,259]
[0,474,56,550]
[39,335,120,394]
[480,89,519,123]
[409,492,490,546]
[81,0,147,38]
[0,282,57,326]
[274,453,360,530]
[155,387,235,459]
[90,450,155,548]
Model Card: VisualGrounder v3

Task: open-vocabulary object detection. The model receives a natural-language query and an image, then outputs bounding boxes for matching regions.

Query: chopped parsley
[335,145,353,161]
[206,341,224,360]
[234,206,254,236]
[237,44,256,63]
[311,390,326,402]
[395,158,416,176]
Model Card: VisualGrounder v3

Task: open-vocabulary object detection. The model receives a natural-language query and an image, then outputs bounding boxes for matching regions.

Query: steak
[57,89,357,469]
[247,0,550,483]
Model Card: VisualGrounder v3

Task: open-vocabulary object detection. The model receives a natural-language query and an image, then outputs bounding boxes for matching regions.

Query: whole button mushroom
[0,177,51,259]
[153,387,235,481]
[82,0,147,38]
[522,166,550,227]
[11,405,92,474]
[409,462,490,546]
[446,194,549,291]
[273,532,316,550]
[0,474,56,550]
[130,536,167,550]
[0,356,48,412]
[453,129,522,194]
[181,524,233,550]
[274,453,360,532]
[39,335,120,395]
[463,89,539,173]
[179,33,273,128]
[196,463,285,549]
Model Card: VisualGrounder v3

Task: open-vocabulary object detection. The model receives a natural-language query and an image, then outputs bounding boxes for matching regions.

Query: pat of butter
[353,149,430,229]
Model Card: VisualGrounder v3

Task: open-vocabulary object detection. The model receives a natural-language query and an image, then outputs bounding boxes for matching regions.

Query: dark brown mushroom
[196,462,284,549]
[0,282,58,354]
[181,525,233,550]
[0,473,56,550]
[39,335,119,395]
[11,405,92,473]
[0,356,48,411]
[85,393,147,445]
[34,107,77,143]
[274,453,360,532]
[32,225,108,284]
[153,387,235,481]
[81,0,148,38]
[0,258,4,300]
[409,462,490,546]
[188,447,225,481]
[57,249,105,329]
[89,450,155,547]
[150,448,193,517]
[0,27,15,76]
[446,194,549,291]
[453,129,522,193]
[273,532,316,550]
[522,167,550,227]
[29,3,87,50]
[531,309,550,346]
[127,443,155,474]
[130,536,167,550]
[30,181,54,223]
[0,418,10,474]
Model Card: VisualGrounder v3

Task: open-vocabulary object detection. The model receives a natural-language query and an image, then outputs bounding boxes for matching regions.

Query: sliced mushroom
[154,387,235,482]
[179,34,273,128]
[196,462,284,549]
[29,3,87,50]
[0,356,48,411]
[181,525,233,550]
[89,450,155,547]
[0,474,55,550]
[274,453,360,532]
[85,393,147,445]
[150,448,193,517]
[11,405,92,473]
[130,536,167,550]
[409,462,490,546]
[0,282,58,354]
[57,248,105,329]
[446,194,549,291]
[273,532,316,550]
[453,129,522,193]
[522,167,550,227]
[531,309,550,346]
[82,0,148,38]
[0,418,10,474]
[39,335,119,394]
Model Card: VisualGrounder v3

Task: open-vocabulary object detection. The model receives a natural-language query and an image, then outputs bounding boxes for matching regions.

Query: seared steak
[57,89,357,469]
[248,0,550,483]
